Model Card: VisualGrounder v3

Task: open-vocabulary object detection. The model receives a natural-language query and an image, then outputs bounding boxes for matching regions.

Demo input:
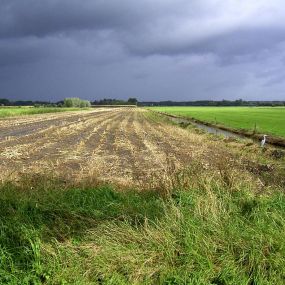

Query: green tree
[0,98,10,106]
[64,98,91,108]
[127,98,138,105]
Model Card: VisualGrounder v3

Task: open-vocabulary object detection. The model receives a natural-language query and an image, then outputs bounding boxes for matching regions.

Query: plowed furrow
[0,110,111,140]
[0,108,217,185]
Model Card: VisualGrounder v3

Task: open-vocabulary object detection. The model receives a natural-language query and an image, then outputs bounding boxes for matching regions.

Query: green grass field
[150,107,285,138]
[0,107,89,118]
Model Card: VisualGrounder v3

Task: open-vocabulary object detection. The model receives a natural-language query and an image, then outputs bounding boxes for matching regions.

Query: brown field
[0,108,283,188]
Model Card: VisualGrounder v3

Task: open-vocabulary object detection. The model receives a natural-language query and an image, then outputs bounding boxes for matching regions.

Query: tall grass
[1,169,285,284]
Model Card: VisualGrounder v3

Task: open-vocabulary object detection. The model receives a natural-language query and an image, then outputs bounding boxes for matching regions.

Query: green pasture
[0,107,89,118]
[150,106,285,137]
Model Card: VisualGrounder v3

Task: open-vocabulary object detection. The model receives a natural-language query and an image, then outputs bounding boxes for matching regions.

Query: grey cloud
[0,38,50,67]
[1,0,285,101]
[0,0,185,38]
[0,1,126,38]
[1,0,285,60]
[123,21,285,59]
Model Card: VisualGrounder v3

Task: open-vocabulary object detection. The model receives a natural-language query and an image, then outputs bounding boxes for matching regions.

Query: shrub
[63,98,90,108]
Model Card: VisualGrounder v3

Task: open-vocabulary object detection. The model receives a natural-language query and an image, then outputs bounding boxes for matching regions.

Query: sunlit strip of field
[150,106,285,138]
[0,107,90,118]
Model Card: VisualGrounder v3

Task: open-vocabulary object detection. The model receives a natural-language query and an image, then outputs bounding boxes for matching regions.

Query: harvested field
[1,107,284,188]
[0,108,230,183]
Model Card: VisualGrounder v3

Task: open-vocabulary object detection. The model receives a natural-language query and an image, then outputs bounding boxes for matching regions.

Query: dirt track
[0,108,247,185]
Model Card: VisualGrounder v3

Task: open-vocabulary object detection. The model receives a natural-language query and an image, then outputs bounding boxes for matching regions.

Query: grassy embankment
[0,107,90,118]
[150,107,285,138]
[1,163,285,284]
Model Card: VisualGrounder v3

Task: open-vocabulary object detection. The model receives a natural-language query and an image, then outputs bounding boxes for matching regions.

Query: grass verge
[0,107,90,118]
[1,170,285,285]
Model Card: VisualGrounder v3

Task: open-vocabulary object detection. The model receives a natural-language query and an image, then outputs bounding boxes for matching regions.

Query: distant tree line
[0,98,91,108]
[139,99,285,107]
[0,97,137,107]
[91,98,138,105]
[0,98,55,107]
[1,98,284,107]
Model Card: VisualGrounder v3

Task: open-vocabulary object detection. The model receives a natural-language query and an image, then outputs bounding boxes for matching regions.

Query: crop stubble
[0,108,254,185]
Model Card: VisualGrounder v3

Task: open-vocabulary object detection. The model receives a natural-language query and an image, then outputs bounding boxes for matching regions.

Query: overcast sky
[1,0,285,102]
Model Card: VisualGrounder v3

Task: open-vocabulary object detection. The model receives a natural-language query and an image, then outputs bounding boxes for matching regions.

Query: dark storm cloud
[3,0,284,58]
[0,38,51,67]
[124,26,285,60]
[0,0,180,38]
[0,0,129,38]
[1,0,285,101]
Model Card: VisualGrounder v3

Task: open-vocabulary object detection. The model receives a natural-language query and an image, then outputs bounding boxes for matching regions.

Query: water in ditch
[169,116,246,140]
